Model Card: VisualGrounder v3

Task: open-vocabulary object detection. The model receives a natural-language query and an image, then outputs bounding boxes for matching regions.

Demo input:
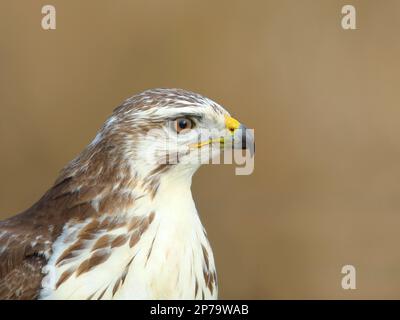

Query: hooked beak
[225,116,255,157]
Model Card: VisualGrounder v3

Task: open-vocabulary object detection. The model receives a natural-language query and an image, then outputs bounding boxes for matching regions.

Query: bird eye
[174,117,193,133]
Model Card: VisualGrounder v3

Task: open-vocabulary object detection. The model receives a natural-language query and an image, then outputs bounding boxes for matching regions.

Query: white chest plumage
[39,176,217,300]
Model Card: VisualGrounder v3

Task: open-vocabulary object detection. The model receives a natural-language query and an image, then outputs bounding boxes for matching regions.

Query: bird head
[71,88,254,186]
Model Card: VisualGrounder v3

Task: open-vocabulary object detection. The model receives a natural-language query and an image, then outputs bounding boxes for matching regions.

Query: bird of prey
[0,88,254,300]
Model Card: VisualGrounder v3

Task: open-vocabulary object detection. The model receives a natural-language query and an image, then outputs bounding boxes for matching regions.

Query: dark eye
[174,117,193,133]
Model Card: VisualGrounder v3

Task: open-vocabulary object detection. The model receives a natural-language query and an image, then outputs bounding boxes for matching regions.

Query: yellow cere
[225,116,240,133]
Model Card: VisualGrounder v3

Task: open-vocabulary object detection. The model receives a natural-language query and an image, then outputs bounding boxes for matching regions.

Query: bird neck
[150,166,197,218]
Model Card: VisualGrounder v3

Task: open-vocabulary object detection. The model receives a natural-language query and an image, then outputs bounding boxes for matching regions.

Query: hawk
[0,88,254,299]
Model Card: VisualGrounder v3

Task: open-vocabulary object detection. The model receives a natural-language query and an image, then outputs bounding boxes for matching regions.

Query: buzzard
[0,88,254,299]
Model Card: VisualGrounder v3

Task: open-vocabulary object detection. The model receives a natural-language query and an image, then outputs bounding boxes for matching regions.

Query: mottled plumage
[0,88,253,299]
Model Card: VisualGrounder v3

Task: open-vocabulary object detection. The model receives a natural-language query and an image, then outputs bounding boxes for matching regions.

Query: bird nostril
[229,128,235,133]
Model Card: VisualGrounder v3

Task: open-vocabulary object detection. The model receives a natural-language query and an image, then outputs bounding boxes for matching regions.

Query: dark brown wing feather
[0,176,105,300]
[0,217,52,299]
[0,254,46,299]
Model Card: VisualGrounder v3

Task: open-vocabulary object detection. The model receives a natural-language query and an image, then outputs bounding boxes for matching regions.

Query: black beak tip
[238,124,255,156]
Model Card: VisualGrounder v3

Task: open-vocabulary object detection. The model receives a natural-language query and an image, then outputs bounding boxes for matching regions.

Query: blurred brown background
[1,0,400,299]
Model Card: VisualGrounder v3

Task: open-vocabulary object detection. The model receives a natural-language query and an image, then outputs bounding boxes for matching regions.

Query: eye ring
[174,117,194,133]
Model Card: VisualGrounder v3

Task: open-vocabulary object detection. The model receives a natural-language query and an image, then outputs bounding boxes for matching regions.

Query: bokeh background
[1,0,400,299]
